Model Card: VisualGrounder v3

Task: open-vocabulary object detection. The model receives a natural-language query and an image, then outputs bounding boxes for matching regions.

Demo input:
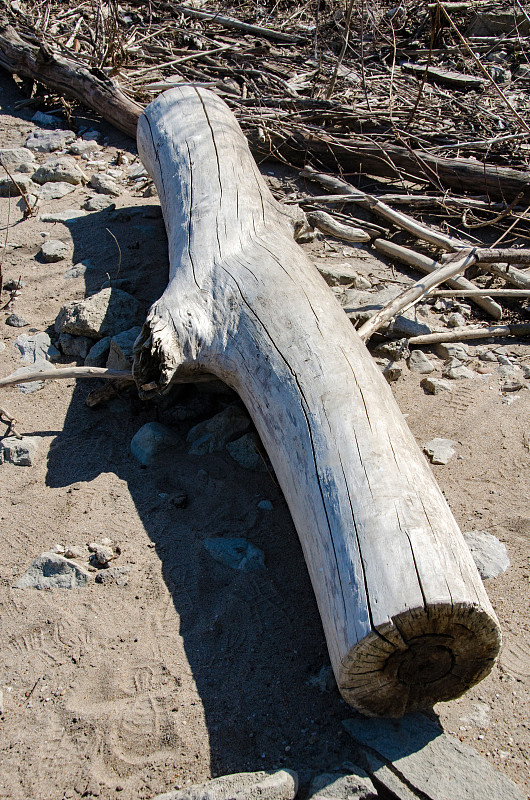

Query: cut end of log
[133,312,184,395]
[338,603,501,717]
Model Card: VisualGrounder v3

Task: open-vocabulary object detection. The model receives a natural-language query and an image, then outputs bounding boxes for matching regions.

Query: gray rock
[0,147,35,170]
[40,239,69,263]
[13,552,91,589]
[91,544,114,566]
[32,111,61,127]
[226,433,266,470]
[84,336,111,367]
[95,565,131,586]
[343,713,525,800]
[69,139,101,156]
[308,771,377,800]
[204,537,265,571]
[442,364,475,380]
[89,173,121,196]
[479,351,498,362]
[5,313,29,328]
[317,263,372,288]
[373,339,410,361]
[1,435,40,466]
[40,209,86,223]
[420,377,453,395]
[435,342,469,360]
[55,287,144,339]
[408,350,434,374]
[130,422,179,466]
[15,332,59,364]
[497,364,521,379]
[0,173,39,197]
[33,156,85,186]
[423,438,458,465]
[25,128,76,152]
[187,406,251,455]
[152,770,298,800]
[106,326,141,370]
[83,194,115,212]
[63,261,94,280]
[463,529,510,580]
[64,545,87,560]
[38,181,76,201]
[502,379,524,392]
[446,312,466,328]
[258,500,273,511]
[7,364,55,394]
[496,354,512,366]
[58,333,93,359]
[521,365,530,379]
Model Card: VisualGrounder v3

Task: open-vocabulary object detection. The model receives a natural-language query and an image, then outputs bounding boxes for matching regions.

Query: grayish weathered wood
[134,86,501,717]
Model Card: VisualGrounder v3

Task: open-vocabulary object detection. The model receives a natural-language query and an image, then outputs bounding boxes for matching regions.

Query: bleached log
[134,87,501,717]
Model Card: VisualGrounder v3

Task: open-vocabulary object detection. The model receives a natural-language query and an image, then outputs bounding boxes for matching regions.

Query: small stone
[32,111,61,127]
[497,354,512,366]
[522,365,530,379]
[92,545,114,566]
[446,312,466,328]
[64,546,87,560]
[258,500,273,511]
[382,365,402,383]
[1,435,40,466]
[308,771,377,800]
[95,565,131,586]
[83,195,115,212]
[0,173,39,197]
[435,342,469,360]
[89,174,121,196]
[0,147,35,170]
[479,351,498,362]
[187,406,251,455]
[59,333,93,359]
[497,364,522,379]
[151,769,298,800]
[84,336,112,367]
[420,377,453,395]
[69,139,101,156]
[52,543,65,554]
[408,350,434,374]
[40,239,69,262]
[15,332,59,364]
[40,209,86,223]
[130,422,179,466]
[443,364,475,380]
[25,129,76,152]
[423,438,458,465]
[32,156,85,185]
[82,130,101,142]
[55,288,144,339]
[502,380,523,392]
[106,326,142,370]
[203,538,265,571]
[14,552,91,589]
[64,261,94,280]
[226,433,266,470]
[38,181,76,201]
[5,313,29,328]
[463,530,510,580]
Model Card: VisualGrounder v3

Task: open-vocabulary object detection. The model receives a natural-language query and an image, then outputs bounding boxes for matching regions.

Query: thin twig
[0,406,23,439]
[105,227,122,284]
[0,366,133,389]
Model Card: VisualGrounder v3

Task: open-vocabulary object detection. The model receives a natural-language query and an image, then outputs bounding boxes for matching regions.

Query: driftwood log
[133,86,501,717]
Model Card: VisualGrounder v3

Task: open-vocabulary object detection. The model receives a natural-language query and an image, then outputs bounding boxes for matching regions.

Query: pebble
[522,365,530,379]
[40,239,69,263]
[130,422,179,466]
[479,351,498,362]
[152,770,298,800]
[69,139,101,156]
[463,530,510,580]
[187,406,251,455]
[502,380,524,392]
[84,336,112,367]
[64,546,87,560]
[446,312,467,328]
[13,552,90,589]
[31,111,61,127]
[59,333,93,359]
[92,545,114,566]
[15,332,60,363]
[25,129,76,152]
[420,377,453,395]
[55,287,144,339]
[0,435,40,466]
[84,195,116,212]
[226,433,266,470]
[32,156,86,185]
[106,326,142,370]
[443,364,475,380]
[204,537,265,571]
[5,313,29,328]
[63,262,93,280]
[408,349,435,374]
[38,181,76,201]
[423,438,458,465]
[89,174,122,196]
[258,500,274,511]
[435,342,469,360]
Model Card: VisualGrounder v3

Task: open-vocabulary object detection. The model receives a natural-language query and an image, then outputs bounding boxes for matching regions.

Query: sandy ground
[0,72,529,800]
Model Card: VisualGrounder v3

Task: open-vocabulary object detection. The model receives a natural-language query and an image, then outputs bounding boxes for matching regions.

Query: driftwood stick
[0,406,23,439]
[473,248,530,265]
[173,4,307,43]
[432,289,530,297]
[301,167,466,251]
[478,263,530,290]
[0,18,142,139]
[306,210,371,242]
[373,239,503,320]
[408,324,530,346]
[0,366,133,389]
[357,250,479,342]
[290,193,506,211]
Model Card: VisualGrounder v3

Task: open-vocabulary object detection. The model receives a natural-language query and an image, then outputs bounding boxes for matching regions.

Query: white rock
[463,530,510,580]
[40,239,69,262]
[423,438,458,465]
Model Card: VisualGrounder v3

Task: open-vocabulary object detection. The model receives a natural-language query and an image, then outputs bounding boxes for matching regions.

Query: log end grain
[338,602,501,717]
